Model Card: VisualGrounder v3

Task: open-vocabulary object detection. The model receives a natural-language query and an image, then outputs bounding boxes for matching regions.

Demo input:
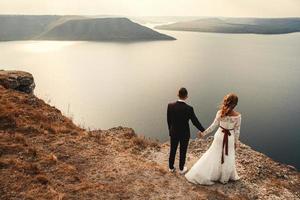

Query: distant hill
[155,17,300,34]
[0,15,61,41]
[38,18,175,41]
[0,15,175,41]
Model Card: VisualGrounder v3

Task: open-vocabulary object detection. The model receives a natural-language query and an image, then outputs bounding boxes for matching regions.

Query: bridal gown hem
[185,111,241,185]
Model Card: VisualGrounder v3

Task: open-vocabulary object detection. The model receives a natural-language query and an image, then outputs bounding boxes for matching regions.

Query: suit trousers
[169,136,189,171]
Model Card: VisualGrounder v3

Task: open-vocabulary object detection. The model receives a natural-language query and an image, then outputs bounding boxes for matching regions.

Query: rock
[287,165,297,171]
[0,70,35,94]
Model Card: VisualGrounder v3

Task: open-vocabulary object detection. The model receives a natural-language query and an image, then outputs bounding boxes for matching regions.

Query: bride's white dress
[185,110,242,185]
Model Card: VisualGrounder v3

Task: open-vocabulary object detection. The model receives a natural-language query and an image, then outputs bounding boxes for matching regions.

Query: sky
[0,0,299,17]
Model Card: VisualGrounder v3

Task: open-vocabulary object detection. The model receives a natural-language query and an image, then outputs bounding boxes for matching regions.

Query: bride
[185,93,241,185]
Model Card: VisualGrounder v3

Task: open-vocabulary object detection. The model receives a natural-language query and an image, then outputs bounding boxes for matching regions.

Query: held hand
[197,131,203,138]
[235,142,239,150]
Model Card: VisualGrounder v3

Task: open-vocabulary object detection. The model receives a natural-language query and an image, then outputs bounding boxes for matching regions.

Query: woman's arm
[234,115,242,144]
[202,111,221,137]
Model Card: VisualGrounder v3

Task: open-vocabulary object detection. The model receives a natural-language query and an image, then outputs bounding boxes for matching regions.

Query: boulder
[0,70,35,94]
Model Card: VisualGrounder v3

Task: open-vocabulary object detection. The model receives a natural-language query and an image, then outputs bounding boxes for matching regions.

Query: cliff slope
[0,71,299,200]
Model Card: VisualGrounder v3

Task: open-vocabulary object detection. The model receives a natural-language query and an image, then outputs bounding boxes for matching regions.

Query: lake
[0,29,299,169]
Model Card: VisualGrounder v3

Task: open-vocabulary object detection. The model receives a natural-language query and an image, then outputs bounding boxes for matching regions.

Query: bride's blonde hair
[220,93,238,118]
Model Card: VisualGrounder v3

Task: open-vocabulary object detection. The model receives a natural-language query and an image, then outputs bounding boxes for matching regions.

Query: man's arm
[190,107,205,132]
[167,104,172,130]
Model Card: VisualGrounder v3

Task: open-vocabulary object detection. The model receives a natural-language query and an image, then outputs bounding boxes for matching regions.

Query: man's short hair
[178,87,188,99]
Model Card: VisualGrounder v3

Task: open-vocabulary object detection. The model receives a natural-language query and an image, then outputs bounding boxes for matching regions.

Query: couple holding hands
[167,88,241,185]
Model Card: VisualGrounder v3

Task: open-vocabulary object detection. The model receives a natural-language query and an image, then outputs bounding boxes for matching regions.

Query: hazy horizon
[0,0,300,18]
[1,14,300,19]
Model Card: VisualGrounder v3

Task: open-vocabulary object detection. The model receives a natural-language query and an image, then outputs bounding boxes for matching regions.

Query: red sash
[220,126,234,164]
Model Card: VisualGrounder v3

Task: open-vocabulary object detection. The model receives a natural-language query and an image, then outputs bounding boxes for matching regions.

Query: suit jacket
[167,101,205,139]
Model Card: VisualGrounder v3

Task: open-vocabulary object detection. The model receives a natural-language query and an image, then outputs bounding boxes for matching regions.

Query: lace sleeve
[234,115,242,143]
[202,111,221,137]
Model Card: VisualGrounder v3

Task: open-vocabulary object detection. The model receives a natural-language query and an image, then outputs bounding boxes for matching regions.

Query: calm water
[0,30,299,169]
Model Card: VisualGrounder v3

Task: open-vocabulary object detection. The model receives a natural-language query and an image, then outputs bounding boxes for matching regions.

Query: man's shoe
[179,167,188,175]
[169,167,176,173]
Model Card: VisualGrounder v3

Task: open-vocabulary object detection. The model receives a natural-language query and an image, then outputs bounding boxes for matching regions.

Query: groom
[167,87,205,174]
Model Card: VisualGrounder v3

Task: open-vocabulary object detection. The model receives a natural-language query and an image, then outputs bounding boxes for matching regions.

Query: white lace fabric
[203,111,241,143]
[185,110,242,185]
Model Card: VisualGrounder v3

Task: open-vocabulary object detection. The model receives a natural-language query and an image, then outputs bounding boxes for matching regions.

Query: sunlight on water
[0,32,299,169]
[20,41,78,53]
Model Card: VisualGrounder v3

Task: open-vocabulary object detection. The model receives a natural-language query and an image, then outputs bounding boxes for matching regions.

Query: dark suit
[167,100,205,170]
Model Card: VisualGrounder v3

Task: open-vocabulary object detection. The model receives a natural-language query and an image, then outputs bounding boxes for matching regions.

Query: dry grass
[14,133,27,144]
[34,174,49,185]
[132,136,160,150]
